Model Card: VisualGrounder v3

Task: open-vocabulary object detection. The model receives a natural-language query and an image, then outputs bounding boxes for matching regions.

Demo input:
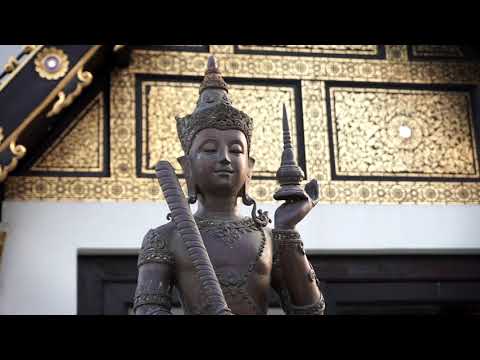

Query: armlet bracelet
[272,229,301,241]
[273,229,306,256]
[289,296,326,315]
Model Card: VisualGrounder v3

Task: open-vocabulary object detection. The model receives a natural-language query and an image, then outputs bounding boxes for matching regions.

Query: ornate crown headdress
[176,56,253,154]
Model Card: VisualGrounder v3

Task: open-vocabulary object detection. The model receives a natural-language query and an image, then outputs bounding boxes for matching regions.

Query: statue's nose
[220,157,231,165]
[219,149,231,165]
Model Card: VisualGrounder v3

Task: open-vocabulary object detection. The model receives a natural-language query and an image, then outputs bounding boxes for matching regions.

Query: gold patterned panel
[237,45,380,56]
[141,80,298,178]
[329,87,478,178]
[30,93,104,173]
[412,45,464,58]
[5,46,480,205]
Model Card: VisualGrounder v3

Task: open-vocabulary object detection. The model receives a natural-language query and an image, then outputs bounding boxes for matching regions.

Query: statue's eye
[230,144,244,154]
[203,144,217,153]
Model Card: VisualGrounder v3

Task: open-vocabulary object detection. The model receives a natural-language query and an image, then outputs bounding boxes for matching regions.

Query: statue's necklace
[195,216,260,249]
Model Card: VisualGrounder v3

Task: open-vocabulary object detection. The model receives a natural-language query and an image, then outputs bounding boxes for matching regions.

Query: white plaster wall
[0,200,480,315]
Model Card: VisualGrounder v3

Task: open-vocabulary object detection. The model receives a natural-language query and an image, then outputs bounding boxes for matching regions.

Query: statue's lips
[214,169,234,175]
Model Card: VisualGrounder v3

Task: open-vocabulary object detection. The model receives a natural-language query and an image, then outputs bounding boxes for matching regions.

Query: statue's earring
[177,155,198,205]
[188,188,198,205]
[241,185,271,228]
[241,157,271,227]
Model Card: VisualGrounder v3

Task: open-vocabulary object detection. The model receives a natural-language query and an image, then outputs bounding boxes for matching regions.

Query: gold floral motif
[34,47,70,80]
[31,94,104,172]
[5,46,480,204]
[329,87,478,178]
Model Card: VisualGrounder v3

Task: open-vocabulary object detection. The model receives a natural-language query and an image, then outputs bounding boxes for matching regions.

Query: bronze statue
[133,56,325,315]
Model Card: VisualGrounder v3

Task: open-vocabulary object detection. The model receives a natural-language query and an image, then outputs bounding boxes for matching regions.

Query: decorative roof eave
[0,45,121,183]
[0,45,43,93]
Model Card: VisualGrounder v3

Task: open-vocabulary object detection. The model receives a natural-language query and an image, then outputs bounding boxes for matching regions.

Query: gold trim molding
[0,141,27,183]
[47,68,93,118]
[4,57,19,73]
[0,45,43,93]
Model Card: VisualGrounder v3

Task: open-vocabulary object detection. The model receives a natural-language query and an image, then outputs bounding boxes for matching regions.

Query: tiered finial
[274,104,308,201]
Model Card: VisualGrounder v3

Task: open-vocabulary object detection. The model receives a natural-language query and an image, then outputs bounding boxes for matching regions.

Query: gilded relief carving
[5,46,480,205]
[31,93,104,173]
[329,87,478,178]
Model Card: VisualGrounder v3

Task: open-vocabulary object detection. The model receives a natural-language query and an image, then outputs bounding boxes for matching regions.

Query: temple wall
[1,200,479,315]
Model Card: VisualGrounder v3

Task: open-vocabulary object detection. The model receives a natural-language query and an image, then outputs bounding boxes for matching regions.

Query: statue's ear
[248,156,255,180]
[177,155,197,203]
[177,155,189,175]
[240,156,256,201]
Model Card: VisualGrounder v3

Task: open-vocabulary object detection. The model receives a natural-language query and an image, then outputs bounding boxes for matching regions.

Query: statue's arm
[133,229,175,315]
[270,229,325,315]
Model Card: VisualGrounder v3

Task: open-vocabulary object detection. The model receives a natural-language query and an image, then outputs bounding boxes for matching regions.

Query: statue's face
[189,128,250,198]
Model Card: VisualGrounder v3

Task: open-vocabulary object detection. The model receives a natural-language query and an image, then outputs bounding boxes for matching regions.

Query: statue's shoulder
[141,221,179,250]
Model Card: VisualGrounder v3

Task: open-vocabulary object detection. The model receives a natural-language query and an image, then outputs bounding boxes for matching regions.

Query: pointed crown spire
[176,56,253,154]
[199,56,229,95]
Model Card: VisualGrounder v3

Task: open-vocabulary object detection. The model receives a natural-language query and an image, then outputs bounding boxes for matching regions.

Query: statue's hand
[274,180,320,230]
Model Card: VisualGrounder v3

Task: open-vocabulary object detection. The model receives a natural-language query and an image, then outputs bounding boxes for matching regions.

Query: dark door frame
[78,254,480,315]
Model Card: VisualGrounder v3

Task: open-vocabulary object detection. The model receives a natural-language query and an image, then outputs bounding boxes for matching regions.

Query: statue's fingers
[305,179,320,203]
